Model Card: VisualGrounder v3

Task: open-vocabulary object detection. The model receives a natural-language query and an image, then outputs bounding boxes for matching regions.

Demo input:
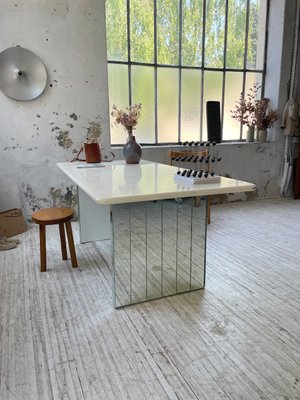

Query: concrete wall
[0,0,295,218]
[0,0,110,217]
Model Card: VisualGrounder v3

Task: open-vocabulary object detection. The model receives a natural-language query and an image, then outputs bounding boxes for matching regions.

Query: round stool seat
[31,207,77,272]
[32,207,74,225]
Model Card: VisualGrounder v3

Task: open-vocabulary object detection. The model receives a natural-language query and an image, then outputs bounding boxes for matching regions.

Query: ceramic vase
[259,129,268,143]
[246,126,255,142]
[123,134,142,164]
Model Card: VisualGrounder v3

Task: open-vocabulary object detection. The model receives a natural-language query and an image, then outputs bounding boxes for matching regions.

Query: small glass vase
[123,131,142,164]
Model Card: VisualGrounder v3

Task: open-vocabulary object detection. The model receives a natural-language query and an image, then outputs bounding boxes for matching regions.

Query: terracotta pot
[84,142,101,163]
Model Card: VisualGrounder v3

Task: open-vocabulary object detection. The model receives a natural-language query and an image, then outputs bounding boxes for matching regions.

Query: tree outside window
[106,0,268,144]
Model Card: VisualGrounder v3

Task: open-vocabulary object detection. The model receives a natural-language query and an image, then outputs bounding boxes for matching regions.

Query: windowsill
[111,140,278,150]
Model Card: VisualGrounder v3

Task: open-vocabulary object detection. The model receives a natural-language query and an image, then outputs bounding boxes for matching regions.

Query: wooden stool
[31,208,78,272]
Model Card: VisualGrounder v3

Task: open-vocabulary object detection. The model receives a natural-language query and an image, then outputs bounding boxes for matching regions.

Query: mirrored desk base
[111,197,207,308]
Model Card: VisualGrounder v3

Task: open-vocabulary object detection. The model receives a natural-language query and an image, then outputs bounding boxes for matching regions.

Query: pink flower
[111,103,142,134]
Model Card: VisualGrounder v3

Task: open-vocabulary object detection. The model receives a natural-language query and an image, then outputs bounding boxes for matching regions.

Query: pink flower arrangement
[254,97,278,130]
[230,83,260,127]
[111,103,142,135]
[231,83,278,129]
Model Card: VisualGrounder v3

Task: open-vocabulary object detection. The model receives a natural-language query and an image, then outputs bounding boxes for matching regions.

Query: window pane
[245,72,262,98]
[182,0,203,66]
[157,68,179,142]
[247,0,267,69]
[203,71,223,141]
[106,0,128,61]
[130,0,154,63]
[108,64,129,144]
[181,70,201,142]
[132,66,155,143]
[226,0,247,69]
[223,72,243,140]
[205,0,226,68]
[157,0,179,65]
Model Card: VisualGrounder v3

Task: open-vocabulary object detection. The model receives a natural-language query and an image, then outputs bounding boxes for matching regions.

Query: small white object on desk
[75,162,104,169]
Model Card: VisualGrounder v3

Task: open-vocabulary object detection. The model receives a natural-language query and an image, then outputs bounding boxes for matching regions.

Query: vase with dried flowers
[230,83,261,142]
[231,83,279,142]
[254,97,278,142]
[111,103,142,164]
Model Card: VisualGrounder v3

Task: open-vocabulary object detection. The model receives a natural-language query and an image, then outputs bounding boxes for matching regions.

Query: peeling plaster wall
[0,0,110,217]
[0,0,295,219]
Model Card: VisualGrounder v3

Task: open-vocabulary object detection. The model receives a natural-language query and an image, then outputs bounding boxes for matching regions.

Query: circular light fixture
[0,47,47,101]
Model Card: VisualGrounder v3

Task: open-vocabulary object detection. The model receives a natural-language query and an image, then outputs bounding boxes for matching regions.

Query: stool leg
[59,223,68,260]
[65,221,78,268]
[39,225,47,272]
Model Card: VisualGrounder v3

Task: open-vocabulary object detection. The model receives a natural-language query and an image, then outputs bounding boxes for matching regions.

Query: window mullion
[240,0,251,140]
[154,0,158,144]
[178,0,183,143]
[221,0,229,136]
[200,0,206,141]
[127,0,132,105]
[261,0,270,98]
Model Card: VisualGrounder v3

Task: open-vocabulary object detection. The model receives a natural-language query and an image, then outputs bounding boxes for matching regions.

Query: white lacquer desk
[58,160,255,307]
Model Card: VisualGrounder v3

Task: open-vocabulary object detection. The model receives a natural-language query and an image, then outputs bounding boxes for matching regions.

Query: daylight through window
[106,0,268,144]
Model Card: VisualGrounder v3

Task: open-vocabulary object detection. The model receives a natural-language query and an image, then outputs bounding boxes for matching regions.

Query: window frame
[107,0,269,145]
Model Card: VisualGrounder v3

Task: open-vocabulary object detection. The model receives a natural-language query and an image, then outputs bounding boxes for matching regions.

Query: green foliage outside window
[106,0,266,143]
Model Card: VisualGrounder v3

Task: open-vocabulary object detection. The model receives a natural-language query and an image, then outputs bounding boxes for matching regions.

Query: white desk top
[57,160,255,205]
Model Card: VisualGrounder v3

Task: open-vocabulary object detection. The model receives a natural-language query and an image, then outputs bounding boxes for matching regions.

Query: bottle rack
[171,140,222,185]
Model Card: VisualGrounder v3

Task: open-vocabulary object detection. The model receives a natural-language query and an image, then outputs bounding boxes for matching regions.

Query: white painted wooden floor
[1,198,300,400]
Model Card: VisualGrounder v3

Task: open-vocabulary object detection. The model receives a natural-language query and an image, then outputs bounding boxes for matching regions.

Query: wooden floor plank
[1,198,300,399]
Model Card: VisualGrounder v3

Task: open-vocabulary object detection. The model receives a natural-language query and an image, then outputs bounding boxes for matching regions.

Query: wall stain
[22,184,77,216]
[263,178,271,194]
[3,144,21,151]
[67,123,74,128]
[22,184,49,213]
[50,5,69,17]
[256,146,267,153]
[86,120,101,139]
[56,130,73,149]
[49,186,77,210]
[69,113,78,120]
